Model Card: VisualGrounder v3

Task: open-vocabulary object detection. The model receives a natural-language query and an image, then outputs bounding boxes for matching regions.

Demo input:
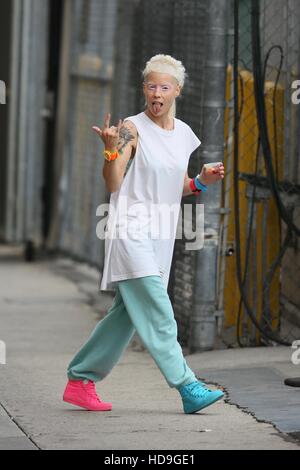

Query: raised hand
[92,113,123,152]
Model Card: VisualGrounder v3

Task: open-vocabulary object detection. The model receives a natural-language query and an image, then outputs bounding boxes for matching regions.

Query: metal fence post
[189,0,229,352]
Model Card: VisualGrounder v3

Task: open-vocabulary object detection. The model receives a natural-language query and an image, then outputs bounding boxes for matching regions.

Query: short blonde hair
[142,54,187,117]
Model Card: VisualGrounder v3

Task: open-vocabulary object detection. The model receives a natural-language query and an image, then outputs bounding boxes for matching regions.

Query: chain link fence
[112,0,210,346]
[220,0,300,348]
[44,0,300,349]
[4,0,299,350]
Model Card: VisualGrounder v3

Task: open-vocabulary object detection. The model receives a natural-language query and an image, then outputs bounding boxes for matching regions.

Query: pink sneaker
[63,379,112,411]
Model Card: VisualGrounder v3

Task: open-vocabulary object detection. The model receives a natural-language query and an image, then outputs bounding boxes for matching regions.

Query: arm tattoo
[117,125,135,155]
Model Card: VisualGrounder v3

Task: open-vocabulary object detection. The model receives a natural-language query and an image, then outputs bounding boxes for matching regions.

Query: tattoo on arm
[117,125,135,155]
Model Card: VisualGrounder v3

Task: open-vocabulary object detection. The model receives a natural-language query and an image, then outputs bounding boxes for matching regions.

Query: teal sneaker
[178,381,224,414]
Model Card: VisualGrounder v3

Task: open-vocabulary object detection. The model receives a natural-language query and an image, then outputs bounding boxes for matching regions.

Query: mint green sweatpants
[67,275,197,389]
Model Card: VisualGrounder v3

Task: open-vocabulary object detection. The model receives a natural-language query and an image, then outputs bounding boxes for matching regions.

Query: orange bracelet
[103,149,119,162]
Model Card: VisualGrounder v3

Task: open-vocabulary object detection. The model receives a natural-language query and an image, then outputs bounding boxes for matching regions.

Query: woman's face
[143,72,181,118]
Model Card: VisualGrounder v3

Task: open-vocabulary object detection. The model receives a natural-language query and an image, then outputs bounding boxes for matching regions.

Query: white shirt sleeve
[187,126,201,155]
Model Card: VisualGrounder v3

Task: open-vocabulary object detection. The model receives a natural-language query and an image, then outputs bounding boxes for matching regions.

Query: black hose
[237,45,287,346]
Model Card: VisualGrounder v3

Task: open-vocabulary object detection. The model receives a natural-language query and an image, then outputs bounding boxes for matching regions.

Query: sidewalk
[0,244,299,450]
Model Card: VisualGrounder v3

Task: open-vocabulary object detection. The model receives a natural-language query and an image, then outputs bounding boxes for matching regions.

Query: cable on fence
[251,0,300,237]
[236,44,290,347]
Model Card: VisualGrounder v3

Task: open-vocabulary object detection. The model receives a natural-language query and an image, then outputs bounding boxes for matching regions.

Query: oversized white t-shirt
[99,111,201,292]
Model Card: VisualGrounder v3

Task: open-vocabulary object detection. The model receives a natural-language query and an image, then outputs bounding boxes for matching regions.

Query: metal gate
[48,0,119,272]
[1,0,50,254]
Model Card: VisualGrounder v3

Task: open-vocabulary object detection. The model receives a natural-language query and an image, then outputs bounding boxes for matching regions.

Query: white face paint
[143,72,180,119]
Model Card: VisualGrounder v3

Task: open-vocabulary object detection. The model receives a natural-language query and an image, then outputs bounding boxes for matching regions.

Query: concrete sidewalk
[0,244,299,450]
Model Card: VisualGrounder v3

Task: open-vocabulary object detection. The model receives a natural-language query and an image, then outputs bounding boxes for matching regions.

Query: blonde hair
[142,54,187,118]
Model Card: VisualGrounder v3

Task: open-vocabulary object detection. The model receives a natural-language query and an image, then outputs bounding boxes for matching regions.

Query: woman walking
[63,54,225,414]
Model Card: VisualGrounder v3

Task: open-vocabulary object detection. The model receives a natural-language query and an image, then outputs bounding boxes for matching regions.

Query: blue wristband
[194,176,207,192]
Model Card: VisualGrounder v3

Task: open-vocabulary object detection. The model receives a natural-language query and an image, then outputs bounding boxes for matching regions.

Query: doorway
[41,0,64,247]
[0,0,13,241]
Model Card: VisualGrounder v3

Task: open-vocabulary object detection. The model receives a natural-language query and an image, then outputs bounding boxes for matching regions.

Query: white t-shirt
[99,111,201,292]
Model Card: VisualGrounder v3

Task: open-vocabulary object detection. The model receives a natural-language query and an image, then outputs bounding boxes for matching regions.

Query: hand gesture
[92,113,123,152]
